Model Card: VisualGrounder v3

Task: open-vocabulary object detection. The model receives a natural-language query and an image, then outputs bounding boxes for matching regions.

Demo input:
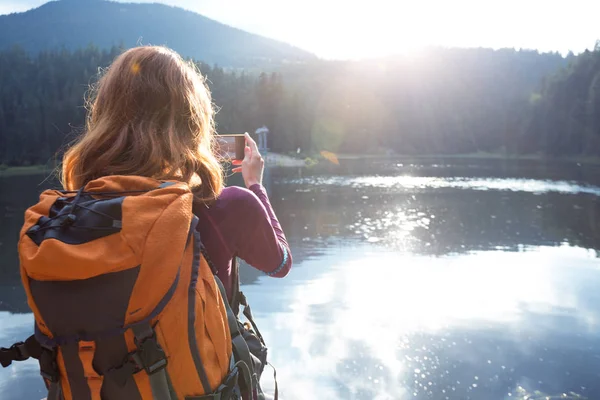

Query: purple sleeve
[235,184,292,278]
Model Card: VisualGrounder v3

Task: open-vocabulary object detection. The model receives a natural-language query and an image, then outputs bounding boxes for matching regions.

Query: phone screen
[216,134,245,161]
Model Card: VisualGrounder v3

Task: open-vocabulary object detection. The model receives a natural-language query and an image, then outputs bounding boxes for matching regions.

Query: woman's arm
[231,133,292,277]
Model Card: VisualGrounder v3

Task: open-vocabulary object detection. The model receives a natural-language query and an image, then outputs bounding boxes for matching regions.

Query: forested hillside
[2,44,595,167]
[524,44,600,156]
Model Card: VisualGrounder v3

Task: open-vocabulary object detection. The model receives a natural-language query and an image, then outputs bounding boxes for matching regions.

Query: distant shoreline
[3,152,600,177]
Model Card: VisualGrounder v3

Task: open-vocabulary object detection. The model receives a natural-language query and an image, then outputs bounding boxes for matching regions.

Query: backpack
[0,175,277,400]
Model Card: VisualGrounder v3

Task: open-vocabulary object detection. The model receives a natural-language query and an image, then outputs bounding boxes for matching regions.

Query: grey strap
[185,394,222,400]
[268,363,278,400]
[230,256,241,315]
[233,360,255,400]
[39,343,63,400]
[46,381,62,400]
[214,276,257,398]
[131,323,173,400]
[146,369,174,400]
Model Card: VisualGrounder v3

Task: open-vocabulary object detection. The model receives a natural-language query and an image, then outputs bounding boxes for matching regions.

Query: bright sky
[1,0,599,59]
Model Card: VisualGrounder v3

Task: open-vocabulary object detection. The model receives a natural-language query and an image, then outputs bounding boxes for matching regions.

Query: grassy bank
[0,164,55,177]
[264,152,307,167]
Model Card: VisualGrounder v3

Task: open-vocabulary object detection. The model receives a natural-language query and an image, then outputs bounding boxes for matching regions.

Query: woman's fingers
[232,167,242,173]
[232,159,242,166]
[244,132,260,158]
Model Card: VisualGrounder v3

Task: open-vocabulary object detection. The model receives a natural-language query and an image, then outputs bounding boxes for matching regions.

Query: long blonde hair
[61,45,223,203]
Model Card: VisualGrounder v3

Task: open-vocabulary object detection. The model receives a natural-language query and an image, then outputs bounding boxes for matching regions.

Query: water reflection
[273,178,600,257]
[2,246,599,399]
[2,159,600,399]
[252,246,600,399]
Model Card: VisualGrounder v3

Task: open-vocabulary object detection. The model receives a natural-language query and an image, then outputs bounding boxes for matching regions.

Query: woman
[48,45,290,399]
[62,45,292,300]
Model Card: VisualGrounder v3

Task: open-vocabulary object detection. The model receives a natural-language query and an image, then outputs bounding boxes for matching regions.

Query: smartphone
[216,134,245,162]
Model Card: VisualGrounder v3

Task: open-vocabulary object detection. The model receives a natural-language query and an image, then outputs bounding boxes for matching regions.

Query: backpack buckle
[132,337,168,375]
[0,342,27,367]
[10,342,31,361]
[216,366,239,398]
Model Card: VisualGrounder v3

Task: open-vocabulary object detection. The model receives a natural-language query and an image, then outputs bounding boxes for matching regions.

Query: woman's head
[61,45,223,202]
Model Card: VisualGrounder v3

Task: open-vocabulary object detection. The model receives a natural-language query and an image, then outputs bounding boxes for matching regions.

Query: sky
[1,0,599,59]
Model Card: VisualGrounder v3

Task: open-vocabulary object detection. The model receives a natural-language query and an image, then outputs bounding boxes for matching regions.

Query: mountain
[0,0,315,67]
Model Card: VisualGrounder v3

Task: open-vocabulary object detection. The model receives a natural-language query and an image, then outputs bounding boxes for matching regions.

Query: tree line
[3,43,600,167]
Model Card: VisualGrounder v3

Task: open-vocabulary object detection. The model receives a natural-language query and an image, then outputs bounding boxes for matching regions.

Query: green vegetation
[304,157,319,167]
[525,42,600,156]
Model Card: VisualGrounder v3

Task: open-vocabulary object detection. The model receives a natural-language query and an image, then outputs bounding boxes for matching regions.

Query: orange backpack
[0,175,272,400]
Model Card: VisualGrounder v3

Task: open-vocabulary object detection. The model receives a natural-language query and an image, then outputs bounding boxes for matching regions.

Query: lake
[1,158,600,400]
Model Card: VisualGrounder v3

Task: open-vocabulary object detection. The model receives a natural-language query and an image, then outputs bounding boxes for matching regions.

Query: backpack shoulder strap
[131,322,173,400]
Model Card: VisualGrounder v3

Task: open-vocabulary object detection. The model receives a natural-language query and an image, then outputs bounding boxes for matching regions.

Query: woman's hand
[232,132,264,188]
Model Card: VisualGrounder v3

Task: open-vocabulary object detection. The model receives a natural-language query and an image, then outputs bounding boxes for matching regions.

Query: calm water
[1,158,600,400]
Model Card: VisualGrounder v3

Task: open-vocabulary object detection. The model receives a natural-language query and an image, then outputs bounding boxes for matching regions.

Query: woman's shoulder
[215,185,265,210]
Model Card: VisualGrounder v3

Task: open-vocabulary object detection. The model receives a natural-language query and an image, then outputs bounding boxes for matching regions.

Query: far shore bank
[0,165,55,177]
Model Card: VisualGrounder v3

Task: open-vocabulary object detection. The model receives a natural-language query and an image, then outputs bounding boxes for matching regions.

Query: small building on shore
[255,125,269,152]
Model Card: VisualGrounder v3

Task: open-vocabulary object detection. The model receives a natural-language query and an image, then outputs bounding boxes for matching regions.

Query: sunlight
[282,0,437,59]
[174,0,600,59]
